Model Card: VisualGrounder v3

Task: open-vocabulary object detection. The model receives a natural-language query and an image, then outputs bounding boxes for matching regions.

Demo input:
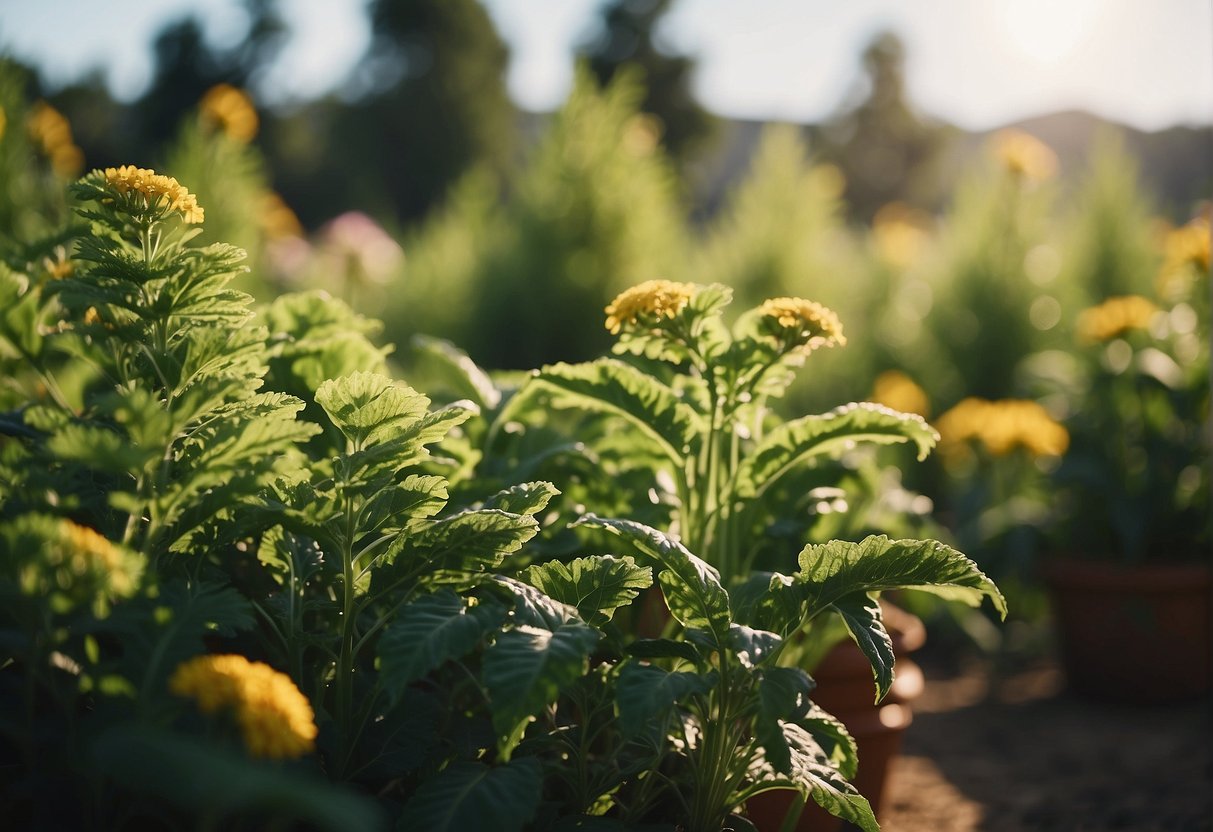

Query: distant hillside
[685,109,1212,222]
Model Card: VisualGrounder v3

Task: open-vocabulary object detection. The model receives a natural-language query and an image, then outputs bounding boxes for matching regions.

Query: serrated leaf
[315,372,431,448]
[615,662,712,739]
[47,423,158,474]
[734,403,939,499]
[378,591,507,700]
[832,593,895,703]
[478,481,560,517]
[520,555,652,628]
[360,474,449,532]
[793,536,1006,619]
[483,623,600,756]
[525,359,700,465]
[758,666,815,728]
[572,515,730,645]
[397,758,541,832]
[405,509,540,575]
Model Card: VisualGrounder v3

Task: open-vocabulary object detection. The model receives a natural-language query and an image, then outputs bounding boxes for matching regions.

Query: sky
[0,0,1210,131]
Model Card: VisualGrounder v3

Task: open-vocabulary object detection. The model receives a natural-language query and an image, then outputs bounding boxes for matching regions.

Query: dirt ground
[878,658,1213,831]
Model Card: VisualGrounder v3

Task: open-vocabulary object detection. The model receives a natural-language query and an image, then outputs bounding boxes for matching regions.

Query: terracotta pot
[747,603,926,832]
[1044,559,1212,704]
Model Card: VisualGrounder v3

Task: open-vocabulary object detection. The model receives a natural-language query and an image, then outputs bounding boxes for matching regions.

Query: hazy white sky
[1,0,1210,130]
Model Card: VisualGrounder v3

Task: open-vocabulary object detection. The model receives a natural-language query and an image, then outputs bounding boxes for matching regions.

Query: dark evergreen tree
[581,0,714,167]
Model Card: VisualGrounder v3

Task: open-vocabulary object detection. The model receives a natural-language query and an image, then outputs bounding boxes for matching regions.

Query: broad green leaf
[405,509,540,575]
[733,403,939,499]
[397,757,541,832]
[572,515,730,644]
[521,555,652,628]
[728,624,782,669]
[526,359,700,465]
[344,403,475,478]
[491,576,580,630]
[378,591,506,701]
[483,623,600,755]
[798,705,859,781]
[411,334,502,411]
[615,662,712,739]
[92,728,382,832]
[758,667,815,725]
[47,423,159,474]
[315,372,430,448]
[478,481,560,516]
[750,721,876,832]
[360,474,449,532]
[730,571,805,635]
[832,593,895,703]
[793,536,1007,619]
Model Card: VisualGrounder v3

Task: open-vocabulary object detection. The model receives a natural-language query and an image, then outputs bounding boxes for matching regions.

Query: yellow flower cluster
[170,654,318,759]
[990,129,1057,184]
[1076,295,1159,342]
[103,165,205,224]
[871,370,930,418]
[59,521,137,595]
[26,102,84,178]
[937,398,1069,458]
[605,279,697,335]
[758,296,846,351]
[199,84,259,143]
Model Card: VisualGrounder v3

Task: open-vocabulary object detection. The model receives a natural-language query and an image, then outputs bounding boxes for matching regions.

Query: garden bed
[882,658,1212,830]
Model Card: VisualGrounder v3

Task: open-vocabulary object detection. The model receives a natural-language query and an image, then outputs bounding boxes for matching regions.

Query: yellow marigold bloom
[171,654,318,760]
[758,296,846,352]
[26,101,84,177]
[102,165,205,224]
[937,397,1068,458]
[605,279,697,335]
[990,129,1058,184]
[871,370,930,418]
[1076,295,1159,342]
[199,84,259,143]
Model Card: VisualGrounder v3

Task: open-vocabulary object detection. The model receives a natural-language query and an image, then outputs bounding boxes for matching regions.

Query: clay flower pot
[747,603,926,831]
[1044,559,1212,704]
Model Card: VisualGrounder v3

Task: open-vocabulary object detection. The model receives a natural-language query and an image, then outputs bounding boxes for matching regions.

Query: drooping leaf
[482,623,600,756]
[572,515,730,645]
[733,403,939,499]
[491,576,581,630]
[615,662,712,739]
[520,555,652,628]
[523,359,701,465]
[378,591,507,701]
[397,757,542,832]
[750,721,876,832]
[792,536,1007,619]
[411,334,502,411]
[832,592,895,703]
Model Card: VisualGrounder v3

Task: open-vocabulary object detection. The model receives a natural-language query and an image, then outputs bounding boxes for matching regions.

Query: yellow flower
[758,296,846,352]
[43,246,74,280]
[937,398,1068,458]
[990,129,1057,184]
[58,521,137,595]
[1076,295,1159,342]
[872,202,932,270]
[258,192,303,239]
[871,370,930,418]
[605,279,697,335]
[199,84,259,143]
[170,654,318,759]
[102,165,205,224]
[26,101,84,177]
[1156,216,1210,298]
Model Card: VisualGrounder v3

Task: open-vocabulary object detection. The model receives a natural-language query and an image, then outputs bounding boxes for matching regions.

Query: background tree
[581,0,715,168]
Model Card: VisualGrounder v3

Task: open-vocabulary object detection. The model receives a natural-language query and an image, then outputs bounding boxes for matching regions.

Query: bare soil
[879,659,1213,831]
